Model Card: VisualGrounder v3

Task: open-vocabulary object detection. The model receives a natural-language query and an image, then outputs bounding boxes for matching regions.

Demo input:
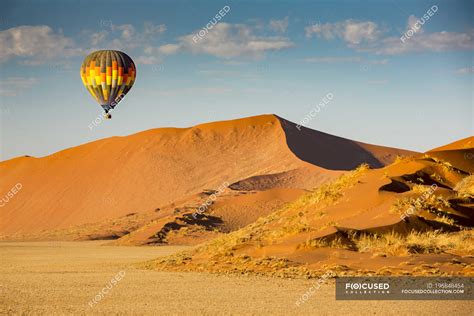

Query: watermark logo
[48,63,73,73]
[192,5,231,43]
[336,277,472,300]
[0,183,22,208]
[99,19,113,29]
[400,183,437,220]
[88,270,126,308]
[152,64,165,72]
[0,104,11,115]
[295,270,335,306]
[344,281,390,293]
[360,64,370,72]
[88,93,125,130]
[192,181,229,219]
[401,5,438,43]
[296,93,333,131]
[256,63,270,74]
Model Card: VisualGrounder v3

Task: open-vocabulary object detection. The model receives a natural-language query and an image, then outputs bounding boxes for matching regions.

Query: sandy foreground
[0,242,471,315]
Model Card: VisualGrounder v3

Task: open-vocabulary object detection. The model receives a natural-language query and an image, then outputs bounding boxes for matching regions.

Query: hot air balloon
[80,50,136,119]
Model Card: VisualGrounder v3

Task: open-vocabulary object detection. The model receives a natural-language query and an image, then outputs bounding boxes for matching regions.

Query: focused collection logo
[336,277,472,300]
[344,282,390,294]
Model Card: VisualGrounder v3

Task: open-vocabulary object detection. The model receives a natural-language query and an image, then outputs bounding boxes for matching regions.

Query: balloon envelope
[80,50,136,111]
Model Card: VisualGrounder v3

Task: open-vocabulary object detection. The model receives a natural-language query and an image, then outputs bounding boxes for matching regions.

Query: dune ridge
[0,114,415,238]
[149,151,474,278]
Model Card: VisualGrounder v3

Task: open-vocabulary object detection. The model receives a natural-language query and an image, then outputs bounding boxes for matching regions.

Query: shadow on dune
[276,116,385,170]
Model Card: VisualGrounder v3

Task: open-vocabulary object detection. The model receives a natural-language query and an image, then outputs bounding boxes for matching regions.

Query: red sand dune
[427,136,474,173]
[151,149,473,277]
[0,114,415,237]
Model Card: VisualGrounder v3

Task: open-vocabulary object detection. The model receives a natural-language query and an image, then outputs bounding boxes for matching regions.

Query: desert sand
[1,241,472,315]
[150,142,473,277]
[0,116,472,312]
[428,136,474,173]
[0,114,414,240]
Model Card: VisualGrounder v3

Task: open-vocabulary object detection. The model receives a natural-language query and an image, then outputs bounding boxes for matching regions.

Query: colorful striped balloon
[80,50,136,118]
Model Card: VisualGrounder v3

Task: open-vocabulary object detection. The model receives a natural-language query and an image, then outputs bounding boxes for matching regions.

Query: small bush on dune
[289,163,370,212]
[411,184,433,194]
[454,175,474,198]
[432,157,455,171]
[302,230,474,256]
[299,236,351,250]
[263,164,369,239]
[355,231,407,255]
[393,155,417,164]
[391,193,451,216]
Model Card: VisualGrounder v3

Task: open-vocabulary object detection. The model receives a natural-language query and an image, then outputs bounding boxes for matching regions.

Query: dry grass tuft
[391,193,451,216]
[411,184,433,194]
[431,157,455,172]
[289,163,369,212]
[299,235,352,250]
[261,164,369,239]
[454,175,474,198]
[393,155,416,164]
[301,230,474,256]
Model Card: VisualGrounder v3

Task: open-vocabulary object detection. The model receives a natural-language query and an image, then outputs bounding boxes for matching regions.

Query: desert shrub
[454,175,474,198]
[299,235,351,250]
[303,230,474,256]
[391,192,450,216]
[289,163,369,212]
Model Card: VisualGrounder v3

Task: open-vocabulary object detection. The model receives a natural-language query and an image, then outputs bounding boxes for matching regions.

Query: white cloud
[89,22,166,50]
[132,44,178,65]
[456,66,474,75]
[134,55,161,65]
[85,22,168,64]
[0,22,168,65]
[306,17,474,55]
[113,24,135,40]
[158,44,180,55]
[343,21,381,44]
[0,77,38,96]
[369,29,474,55]
[144,22,166,36]
[302,56,388,64]
[305,20,382,45]
[90,31,107,46]
[0,26,81,64]
[169,23,294,59]
[368,59,389,64]
[407,15,424,34]
[2,21,290,65]
[269,17,289,33]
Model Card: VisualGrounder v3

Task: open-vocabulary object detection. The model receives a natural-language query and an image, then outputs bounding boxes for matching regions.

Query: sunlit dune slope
[427,136,474,173]
[0,114,415,236]
[150,148,473,277]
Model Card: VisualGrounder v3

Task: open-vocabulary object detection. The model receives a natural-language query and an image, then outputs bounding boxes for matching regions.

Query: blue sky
[0,0,472,160]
